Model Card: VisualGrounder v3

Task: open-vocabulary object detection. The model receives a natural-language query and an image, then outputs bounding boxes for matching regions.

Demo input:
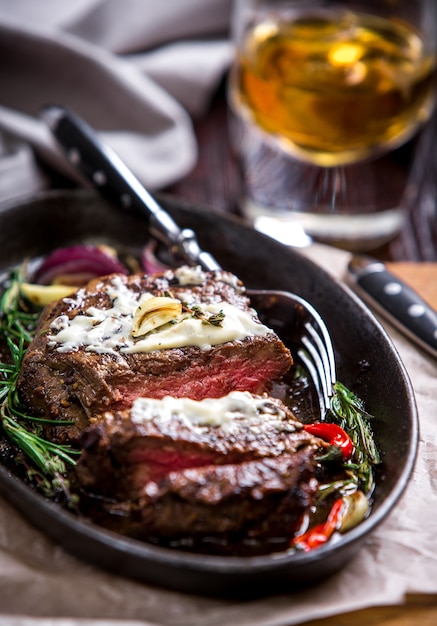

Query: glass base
[243,199,407,251]
[229,107,435,252]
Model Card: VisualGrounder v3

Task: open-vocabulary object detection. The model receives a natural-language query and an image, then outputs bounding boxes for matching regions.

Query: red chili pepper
[291,498,344,551]
[304,422,354,460]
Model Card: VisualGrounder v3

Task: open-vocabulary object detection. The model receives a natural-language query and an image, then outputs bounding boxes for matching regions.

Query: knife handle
[352,261,437,358]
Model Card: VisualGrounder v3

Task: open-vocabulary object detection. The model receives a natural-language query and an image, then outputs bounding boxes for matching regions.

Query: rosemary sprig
[0,268,79,498]
[328,381,381,495]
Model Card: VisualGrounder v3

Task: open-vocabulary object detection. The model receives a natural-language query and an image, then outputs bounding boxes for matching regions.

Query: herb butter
[48,274,273,355]
[130,391,290,433]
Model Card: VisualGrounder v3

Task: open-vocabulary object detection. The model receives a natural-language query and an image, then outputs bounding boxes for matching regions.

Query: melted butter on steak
[17,267,293,444]
[130,391,295,434]
[47,270,273,355]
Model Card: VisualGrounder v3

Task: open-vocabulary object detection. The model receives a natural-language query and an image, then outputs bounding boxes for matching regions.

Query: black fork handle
[40,105,221,272]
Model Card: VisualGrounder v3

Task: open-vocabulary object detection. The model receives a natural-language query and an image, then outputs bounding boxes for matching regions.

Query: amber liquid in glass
[231,10,436,166]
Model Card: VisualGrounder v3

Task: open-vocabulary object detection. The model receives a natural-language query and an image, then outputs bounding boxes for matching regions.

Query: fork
[247,289,336,419]
[41,105,337,420]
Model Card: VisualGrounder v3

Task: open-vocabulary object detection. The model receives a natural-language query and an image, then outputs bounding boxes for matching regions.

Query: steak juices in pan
[0,246,379,556]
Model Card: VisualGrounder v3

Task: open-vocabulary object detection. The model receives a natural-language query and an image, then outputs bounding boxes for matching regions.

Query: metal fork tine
[297,346,328,418]
[242,289,336,421]
[301,324,331,414]
[317,320,336,389]
[296,305,336,420]
[303,306,336,388]
[299,317,336,420]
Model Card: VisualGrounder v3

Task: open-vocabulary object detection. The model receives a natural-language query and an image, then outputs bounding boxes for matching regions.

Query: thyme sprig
[182,302,225,327]
[0,268,79,499]
[161,290,226,327]
[327,381,381,495]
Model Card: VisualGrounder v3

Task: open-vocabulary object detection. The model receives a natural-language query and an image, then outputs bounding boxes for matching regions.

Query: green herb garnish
[0,268,79,499]
[182,302,225,327]
[328,381,381,495]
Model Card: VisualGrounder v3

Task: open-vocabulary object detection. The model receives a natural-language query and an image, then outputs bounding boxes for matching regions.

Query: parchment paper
[0,244,436,625]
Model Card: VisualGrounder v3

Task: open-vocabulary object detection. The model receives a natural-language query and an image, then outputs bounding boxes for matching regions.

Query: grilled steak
[76,392,325,541]
[17,267,292,443]
[76,392,322,497]
[139,453,317,539]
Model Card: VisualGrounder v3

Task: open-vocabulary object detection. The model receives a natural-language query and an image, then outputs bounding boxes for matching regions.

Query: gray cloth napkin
[0,0,233,201]
[0,244,436,625]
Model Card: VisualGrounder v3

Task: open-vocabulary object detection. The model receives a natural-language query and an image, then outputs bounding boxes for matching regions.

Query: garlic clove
[132,296,182,338]
[20,282,77,306]
[338,490,370,533]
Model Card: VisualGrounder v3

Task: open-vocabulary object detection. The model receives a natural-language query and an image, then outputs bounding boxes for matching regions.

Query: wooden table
[165,84,437,626]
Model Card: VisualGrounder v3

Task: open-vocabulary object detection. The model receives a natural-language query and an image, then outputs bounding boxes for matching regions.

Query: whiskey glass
[228,0,437,249]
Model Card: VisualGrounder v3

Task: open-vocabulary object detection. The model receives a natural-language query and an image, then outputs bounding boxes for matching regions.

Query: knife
[347,254,437,360]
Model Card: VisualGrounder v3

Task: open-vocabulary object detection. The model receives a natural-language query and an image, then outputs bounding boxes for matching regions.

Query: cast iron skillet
[0,189,418,597]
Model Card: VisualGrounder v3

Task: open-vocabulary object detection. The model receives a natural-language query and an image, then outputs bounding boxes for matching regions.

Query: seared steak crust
[76,393,320,540]
[76,394,322,500]
[75,393,323,541]
[17,270,292,443]
[140,452,317,538]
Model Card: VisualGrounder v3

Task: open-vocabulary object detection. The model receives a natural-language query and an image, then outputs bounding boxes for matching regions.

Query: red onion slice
[33,245,129,286]
[141,240,171,275]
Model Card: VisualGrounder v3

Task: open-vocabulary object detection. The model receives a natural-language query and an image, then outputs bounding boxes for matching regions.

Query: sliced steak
[76,392,326,542]
[139,452,317,539]
[76,392,323,500]
[17,267,292,443]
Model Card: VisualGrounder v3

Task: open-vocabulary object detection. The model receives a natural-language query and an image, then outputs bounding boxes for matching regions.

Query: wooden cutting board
[298,596,437,626]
